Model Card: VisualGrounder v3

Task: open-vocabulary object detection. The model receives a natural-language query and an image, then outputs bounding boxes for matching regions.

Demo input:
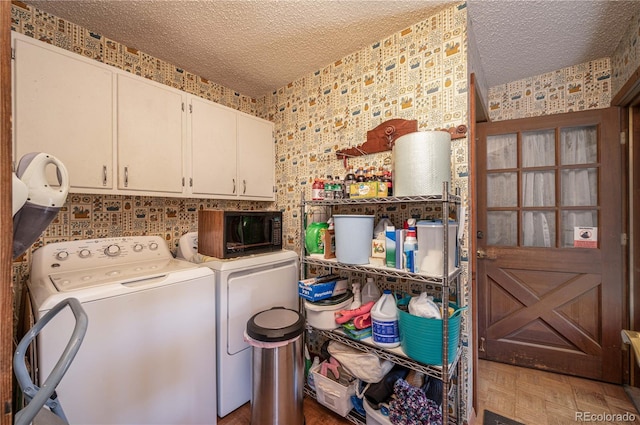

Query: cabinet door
[237,114,275,199]
[117,74,185,194]
[189,96,237,196]
[13,34,114,191]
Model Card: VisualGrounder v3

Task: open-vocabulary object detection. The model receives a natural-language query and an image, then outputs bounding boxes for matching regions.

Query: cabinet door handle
[243,179,246,194]
[190,177,193,187]
[102,165,107,186]
[233,178,236,194]
[124,166,129,188]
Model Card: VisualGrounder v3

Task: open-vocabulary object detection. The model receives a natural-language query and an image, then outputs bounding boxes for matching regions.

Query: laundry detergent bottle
[371,289,400,348]
[362,277,381,304]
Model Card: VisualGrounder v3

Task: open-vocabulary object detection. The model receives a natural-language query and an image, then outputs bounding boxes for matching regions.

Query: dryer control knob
[133,243,144,252]
[105,244,121,257]
[149,242,159,251]
[78,249,92,258]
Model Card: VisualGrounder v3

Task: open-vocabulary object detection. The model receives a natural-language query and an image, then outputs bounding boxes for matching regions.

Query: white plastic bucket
[415,220,457,276]
[304,295,353,330]
[333,215,374,265]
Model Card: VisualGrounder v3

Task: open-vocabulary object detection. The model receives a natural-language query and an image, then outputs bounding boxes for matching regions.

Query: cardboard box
[349,182,379,199]
[385,226,396,267]
[324,229,336,259]
[395,229,406,270]
[298,274,348,302]
[372,238,385,258]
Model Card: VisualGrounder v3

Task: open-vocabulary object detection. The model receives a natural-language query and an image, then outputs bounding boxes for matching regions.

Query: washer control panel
[40,236,169,267]
[30,236,196,293]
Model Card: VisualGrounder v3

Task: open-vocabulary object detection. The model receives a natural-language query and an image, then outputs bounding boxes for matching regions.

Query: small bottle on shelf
[364,166,374,182]
[324,175,334,200]
[404,229,418,273]
[333,178,344,199]
[344,165,356,198]
[383,166,393,197]
[376,166,388,197]
[312,177,324,200]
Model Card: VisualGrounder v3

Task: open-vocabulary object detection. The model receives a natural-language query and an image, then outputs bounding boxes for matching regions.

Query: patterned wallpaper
[486,57,612,121]
[612,11,640,98]
[11,0,472,418]
[485,8,640,121]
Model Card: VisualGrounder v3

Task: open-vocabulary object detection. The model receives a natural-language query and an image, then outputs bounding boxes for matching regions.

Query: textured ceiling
[23,0,640,98]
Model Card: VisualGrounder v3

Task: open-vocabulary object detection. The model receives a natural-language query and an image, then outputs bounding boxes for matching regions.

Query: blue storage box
[298,274,348,302]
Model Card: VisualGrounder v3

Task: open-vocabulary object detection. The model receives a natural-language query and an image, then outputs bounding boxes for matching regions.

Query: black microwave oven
[197,210,283,258]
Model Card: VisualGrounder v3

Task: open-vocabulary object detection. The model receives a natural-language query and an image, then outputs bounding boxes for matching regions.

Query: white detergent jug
[361,277,381,304]
[371,289,400,348]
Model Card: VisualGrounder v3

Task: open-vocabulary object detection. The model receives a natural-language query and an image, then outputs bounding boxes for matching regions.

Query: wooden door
[476,107,624,383]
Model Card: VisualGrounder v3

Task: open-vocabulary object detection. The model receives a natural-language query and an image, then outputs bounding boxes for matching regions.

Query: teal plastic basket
[397,296,466,365]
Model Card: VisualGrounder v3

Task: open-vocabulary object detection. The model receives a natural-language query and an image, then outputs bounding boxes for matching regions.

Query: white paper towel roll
[393,131,451,196]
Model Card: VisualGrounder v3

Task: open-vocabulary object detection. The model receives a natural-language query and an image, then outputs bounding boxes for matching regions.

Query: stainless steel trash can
[246,307,305,425]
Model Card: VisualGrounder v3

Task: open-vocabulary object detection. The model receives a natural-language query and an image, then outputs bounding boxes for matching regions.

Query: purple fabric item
[389,379,442,425]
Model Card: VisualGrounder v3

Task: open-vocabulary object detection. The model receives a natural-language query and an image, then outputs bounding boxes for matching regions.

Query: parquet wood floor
[476,359,640,425]
[217,359,640,424]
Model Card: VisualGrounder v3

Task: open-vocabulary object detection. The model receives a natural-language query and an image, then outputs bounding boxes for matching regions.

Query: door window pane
[522,130,555,167]
[487,172,517,207]
[561,126,597,165]
[561,210,598,247]
[522,211,555,247]
[561,168,597,206]
[487,211,517,246]
[522,171,555,207]
[487,134,517,170]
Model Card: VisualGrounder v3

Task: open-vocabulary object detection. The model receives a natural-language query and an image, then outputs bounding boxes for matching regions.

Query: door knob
[477,249,496,260]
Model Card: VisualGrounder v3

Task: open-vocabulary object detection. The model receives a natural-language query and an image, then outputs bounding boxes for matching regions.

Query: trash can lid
[246,307,305,342]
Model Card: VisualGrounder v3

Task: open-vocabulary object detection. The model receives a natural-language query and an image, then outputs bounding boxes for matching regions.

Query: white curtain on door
[522,130,555,247]
[486,127,596,247]
[560,126,597,247]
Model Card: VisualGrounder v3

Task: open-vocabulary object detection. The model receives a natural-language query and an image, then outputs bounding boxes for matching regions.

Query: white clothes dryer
[176,232,299,417]
[28,236,217,425]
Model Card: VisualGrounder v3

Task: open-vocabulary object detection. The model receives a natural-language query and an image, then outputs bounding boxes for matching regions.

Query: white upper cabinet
[12,33,275,200]
[117,74,185,194]
[188,96,275,200]
[188,96,237,196]
[12,33,115,191]
[237,114,275,199]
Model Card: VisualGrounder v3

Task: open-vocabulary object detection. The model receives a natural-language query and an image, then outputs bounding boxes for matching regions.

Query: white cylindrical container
[371,290,400,348]
[304,292,354,330]
[415,220,458,276]
[393,131,452,197]
[333,214,375,265]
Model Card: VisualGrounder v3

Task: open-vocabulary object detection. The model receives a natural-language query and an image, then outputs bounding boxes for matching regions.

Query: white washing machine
[28,236,217,425]
[176,232,299,417]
